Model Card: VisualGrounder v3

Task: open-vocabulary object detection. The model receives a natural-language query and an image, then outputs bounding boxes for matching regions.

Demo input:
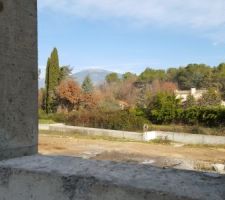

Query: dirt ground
[39,134,225,172]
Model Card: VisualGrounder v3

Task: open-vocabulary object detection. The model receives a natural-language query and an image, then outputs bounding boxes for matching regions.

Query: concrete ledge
[0,155,225,200]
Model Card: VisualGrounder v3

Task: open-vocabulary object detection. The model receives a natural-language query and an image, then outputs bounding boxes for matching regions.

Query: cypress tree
[82,75,94,93]
[49,48,60,89]
[45,58,51,113]
[45,48,60,113]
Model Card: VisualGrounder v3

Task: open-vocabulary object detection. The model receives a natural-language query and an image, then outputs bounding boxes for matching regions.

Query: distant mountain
[72,68,121,85]
[38,68,121,88]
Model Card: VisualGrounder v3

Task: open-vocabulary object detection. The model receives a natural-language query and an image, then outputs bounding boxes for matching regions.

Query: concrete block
[0,155,225,200]
[143,131,157,141]
[213,164,225,173]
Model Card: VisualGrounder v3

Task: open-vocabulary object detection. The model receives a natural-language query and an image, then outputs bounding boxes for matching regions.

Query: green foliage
[82,75,94,93]
[45,48,60,113]
[175,64,213,90]
[66,110,149,131]
[166,68,179,82]
[197,107,225,127]
[139,68,166,82]
[39,109,51,120]
[184,94,196,108]
[198,88,222,107]
[136,63,225,97]
[39,88,46,110]
[48,48,60,91]
[106,73,120,84]
[59,65,73,82]
[129,107,147,117]
[145,89,225,126]
[122,72,137,80]
[45,58,51,113]
[158,106,225,127]
[214,63,225,98]
[179,107,200,125]
[147,92,181,124]
[38,109,67,123]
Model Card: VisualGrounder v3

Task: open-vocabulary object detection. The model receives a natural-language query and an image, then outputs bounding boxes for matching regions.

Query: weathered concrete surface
[0,155,225,200]
[0,0,38,160]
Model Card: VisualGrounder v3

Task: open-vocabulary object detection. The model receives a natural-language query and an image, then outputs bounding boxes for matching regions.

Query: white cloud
[38,0,225,42]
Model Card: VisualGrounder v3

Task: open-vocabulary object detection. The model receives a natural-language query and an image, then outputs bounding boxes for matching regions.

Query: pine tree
[82,75,94,93]
[45,48,60,113]
[59,66,73,82]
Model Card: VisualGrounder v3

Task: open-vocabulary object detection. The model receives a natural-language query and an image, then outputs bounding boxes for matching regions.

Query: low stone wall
[39,124,143,141]
[144,131,225,145]
[0,155,225,200]
[39,124,225,145]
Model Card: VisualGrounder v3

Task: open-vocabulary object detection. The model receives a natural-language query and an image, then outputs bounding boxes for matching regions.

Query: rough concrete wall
[0,155,225,200]
[0,0,38,160]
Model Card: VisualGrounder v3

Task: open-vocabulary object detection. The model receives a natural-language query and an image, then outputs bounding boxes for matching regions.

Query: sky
[38,0,225,78]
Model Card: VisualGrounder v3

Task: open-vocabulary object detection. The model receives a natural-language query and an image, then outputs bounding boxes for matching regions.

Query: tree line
[39,48,225,131]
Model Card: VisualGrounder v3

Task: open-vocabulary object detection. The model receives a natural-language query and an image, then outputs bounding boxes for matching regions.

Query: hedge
[149,106,225,127]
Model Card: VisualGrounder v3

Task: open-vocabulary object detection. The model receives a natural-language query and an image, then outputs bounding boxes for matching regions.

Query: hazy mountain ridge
[39,68,122,88]
[72,68,121,85]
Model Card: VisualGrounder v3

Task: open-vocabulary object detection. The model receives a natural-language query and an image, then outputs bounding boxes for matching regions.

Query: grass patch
[149,139,172,145]
[185,143,225,149]
[39,130,138,143]
[39,119,56,124]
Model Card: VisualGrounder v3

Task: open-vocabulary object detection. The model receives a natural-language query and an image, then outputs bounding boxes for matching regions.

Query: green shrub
[66,109,149,132]
[179,107,200,125]
[147,92,181,124]
[38,109,53,120]
[198,107,225,127]
[52,113,68,123]
[180,107,225,127]
[39,109,67,124]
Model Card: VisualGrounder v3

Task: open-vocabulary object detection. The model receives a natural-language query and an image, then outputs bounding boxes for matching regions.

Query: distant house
[117,100,129,110]
[221,101,225,107]
[175,88,207,102]
[175,88,225,106]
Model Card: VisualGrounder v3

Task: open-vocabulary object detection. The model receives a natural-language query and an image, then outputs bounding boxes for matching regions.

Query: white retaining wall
[39,124,143,141]
[144,131,225,145]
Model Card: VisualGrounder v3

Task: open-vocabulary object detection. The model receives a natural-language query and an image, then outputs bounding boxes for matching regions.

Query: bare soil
[39,134,225,172]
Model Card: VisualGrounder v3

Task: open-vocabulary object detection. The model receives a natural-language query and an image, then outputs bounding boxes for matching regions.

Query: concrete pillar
[0,0,38,160]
